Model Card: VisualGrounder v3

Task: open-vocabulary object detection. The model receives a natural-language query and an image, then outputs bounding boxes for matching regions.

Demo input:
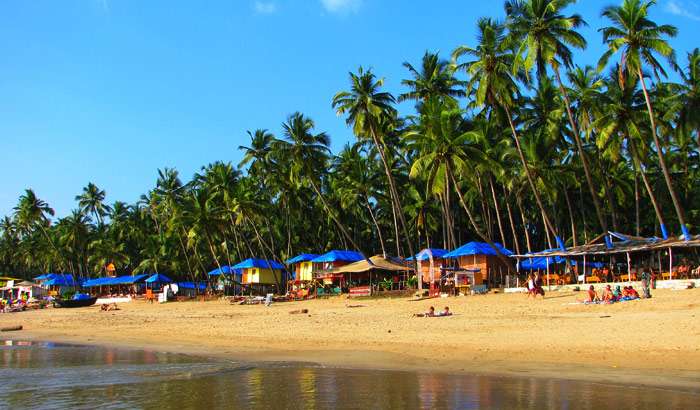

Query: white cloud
[254,1,278,14]
[666,0,700,21]
[320,0,362,14]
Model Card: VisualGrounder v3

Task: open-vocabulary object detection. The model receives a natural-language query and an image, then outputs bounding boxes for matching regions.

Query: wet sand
[2,288,699,390]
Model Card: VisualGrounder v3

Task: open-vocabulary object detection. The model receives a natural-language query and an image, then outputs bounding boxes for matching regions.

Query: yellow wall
[299,262,313,281]
[242,268,280,284]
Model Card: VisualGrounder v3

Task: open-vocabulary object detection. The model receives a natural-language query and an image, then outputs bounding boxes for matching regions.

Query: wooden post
[626,252,631,285]
[669,247,673,281]
[583,254,587,284]
[546,257,550,291]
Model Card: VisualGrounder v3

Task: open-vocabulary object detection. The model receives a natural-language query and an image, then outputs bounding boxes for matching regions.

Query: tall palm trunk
[554,67,609,236]
[505,192,521,255]
[637,67,690,239]
[629,137,668,239]
[563,188,577,247]
[516,195,532,253]
[368,124,419,282]
[365,198,387,256]
[489,176,507,247]
[503,105,564,249]
[447,163,512,268]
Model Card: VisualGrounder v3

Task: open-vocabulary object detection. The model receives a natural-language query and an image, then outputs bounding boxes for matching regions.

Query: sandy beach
[2,289,699,390]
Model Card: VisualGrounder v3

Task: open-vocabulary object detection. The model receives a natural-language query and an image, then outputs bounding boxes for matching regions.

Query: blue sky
[1,0,699,219]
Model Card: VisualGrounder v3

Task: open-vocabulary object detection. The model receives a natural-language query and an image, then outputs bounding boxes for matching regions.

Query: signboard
[349,286,371,297]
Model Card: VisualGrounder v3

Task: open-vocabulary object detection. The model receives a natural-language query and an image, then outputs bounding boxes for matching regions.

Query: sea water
[0,340,697,409]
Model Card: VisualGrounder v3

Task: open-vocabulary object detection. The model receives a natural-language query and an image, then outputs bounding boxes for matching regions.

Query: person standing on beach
[640,267,652,298]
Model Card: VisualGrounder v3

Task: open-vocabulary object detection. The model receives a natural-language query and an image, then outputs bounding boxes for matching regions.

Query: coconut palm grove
[1,0,699,284]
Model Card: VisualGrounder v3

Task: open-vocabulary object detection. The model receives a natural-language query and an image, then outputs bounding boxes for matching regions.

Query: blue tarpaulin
[232,258,285,270]
[177,282,207,290]
[406,248,449,261]
[208,266,232,276]
[43,274,80,287]
[145,273,172,284]
[518,256,566,270]
[34,274,54,281]
[443,242,513,258]
[82,274,148,287]
[311,250,364,263]
[285,254,320,264]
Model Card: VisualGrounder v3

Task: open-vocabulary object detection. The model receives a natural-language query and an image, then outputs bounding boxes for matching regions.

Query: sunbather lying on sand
[100,303,119,311]
[413,306,435,317]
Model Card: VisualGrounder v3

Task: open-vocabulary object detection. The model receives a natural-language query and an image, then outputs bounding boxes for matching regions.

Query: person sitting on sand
[100,303,119,311]
[437,306,452,317]
[601,285,615,303]
[581,285,599,303]
[626,287,640,299]
[413,306,435,317]
[613,285,622,299]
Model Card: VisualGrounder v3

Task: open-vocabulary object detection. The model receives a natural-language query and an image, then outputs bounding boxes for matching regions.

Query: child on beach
[413,306,435,317]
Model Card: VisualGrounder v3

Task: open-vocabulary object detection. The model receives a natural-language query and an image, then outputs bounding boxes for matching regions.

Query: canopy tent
[232,258,285,270]
[43,274,80,287]
[443,242,513,258]
[82,274,149,287]
[207,266,233,276]
[34,274,54,281]
[331,255,410,274]
[406,248,449,261]
[285,254,320,264]
[145,273,172,284]
[311,250,364,263]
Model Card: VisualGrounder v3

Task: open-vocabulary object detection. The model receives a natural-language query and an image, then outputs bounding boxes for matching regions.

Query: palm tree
[276,112,366,257]
[405,97,512,265]
[599,0,689,239]
[399,51,466,105]
[333,67,418,263]
[76,182,111,225]
[13,189,63,263]
[506,0,611,239]
[453,18,565,249]
[674,48,700,150]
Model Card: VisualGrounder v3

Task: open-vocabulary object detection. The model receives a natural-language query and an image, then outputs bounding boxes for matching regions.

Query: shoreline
[3,289,700,392]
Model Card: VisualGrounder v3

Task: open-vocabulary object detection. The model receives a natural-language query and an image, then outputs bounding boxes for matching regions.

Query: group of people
[526,273,545,299]
[582,284,644,304]
[414,306,452,317]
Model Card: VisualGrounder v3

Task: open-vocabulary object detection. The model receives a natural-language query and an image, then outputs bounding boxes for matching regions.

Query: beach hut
[443,242,513,286]
[408,248,449,285]
[82,274,148,296]
[232,258,285,294]
[41,274,81,296]
[286,254,321,282]
[311,250,364,290]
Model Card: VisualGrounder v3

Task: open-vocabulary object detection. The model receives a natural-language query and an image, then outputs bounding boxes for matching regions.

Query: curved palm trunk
[368,125,419,285]
[629,137,668,239]
[489,176,507,247]
[563,188,577,247]
[365,198,387,256]
[516,195,532,253]
[554,67,609,237]
[505,192,521,255]
[637,67,690,239]
[503,105,564,249]
[447,163,512,268]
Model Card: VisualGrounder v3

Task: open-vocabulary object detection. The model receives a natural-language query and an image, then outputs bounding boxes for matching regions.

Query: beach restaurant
[285,254,320,298]
[512,232,700,289]
[35,274,81,296]
[328,255,412,297]
[82,274,149,296]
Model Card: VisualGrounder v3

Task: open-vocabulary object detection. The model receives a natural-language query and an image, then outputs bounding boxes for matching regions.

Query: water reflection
[1,340,697,410]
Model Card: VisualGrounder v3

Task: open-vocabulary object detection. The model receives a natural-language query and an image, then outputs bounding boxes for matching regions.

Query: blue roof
[43,274,80,287]
[145,273,172,284]
[208,265,231,276]
[443,242,513,258]
[286,254,320,264]
[407,248,449,261]
[311,250,364,263]
[232,258,285,270]
[177,282,207,290]
[82,274,149,287]
[34,274,55,281]
[518,256,566,270]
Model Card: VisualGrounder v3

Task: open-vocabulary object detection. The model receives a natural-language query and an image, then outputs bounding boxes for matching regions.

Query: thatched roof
[331,255,411,274]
